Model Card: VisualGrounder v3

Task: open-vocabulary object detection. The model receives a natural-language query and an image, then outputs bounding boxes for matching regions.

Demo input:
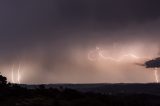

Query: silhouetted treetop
[0,74,7,85]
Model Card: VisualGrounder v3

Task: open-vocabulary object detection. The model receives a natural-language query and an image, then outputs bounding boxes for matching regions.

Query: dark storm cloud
[145,58,160,68]
[0,0,159,59]
[0,0,160,83]
[1,0,160,35]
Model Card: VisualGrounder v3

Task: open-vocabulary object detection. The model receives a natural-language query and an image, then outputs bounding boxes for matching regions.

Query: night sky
[1,0,160,84]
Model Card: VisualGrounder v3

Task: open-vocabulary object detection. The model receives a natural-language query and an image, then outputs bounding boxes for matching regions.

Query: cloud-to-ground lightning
[11,64,15,83]
[11,63,22,84]
[17,64,21,84]
[154,68,159,83]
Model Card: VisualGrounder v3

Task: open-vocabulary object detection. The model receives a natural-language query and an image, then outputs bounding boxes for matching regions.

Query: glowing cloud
[88,46,147,62]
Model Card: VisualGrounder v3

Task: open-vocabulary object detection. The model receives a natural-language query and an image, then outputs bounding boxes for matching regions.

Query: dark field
[1,83,160,106]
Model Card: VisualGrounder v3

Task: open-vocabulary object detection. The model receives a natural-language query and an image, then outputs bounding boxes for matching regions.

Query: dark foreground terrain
[1,83,160,106]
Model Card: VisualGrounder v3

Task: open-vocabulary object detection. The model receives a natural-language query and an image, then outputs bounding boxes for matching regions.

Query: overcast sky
[1,0,160,84]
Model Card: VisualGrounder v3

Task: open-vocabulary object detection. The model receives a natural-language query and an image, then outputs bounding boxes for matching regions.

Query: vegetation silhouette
[0,74,160,106]
[0,74,7,86]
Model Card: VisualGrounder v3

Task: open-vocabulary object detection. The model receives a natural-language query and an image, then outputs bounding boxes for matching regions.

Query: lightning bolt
[154,68,159,83]
[11,63,22,84]
[11,64,15,83]
[17,63,21,84]
[88,47,147,62]
[99,52,140,62]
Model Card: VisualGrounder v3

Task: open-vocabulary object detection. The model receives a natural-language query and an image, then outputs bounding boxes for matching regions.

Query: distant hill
[1,83,160,106]
[21,83,160,95]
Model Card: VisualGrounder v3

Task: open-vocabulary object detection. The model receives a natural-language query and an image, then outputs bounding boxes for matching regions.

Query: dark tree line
[0,74,160,106]
[0,74,7,86]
